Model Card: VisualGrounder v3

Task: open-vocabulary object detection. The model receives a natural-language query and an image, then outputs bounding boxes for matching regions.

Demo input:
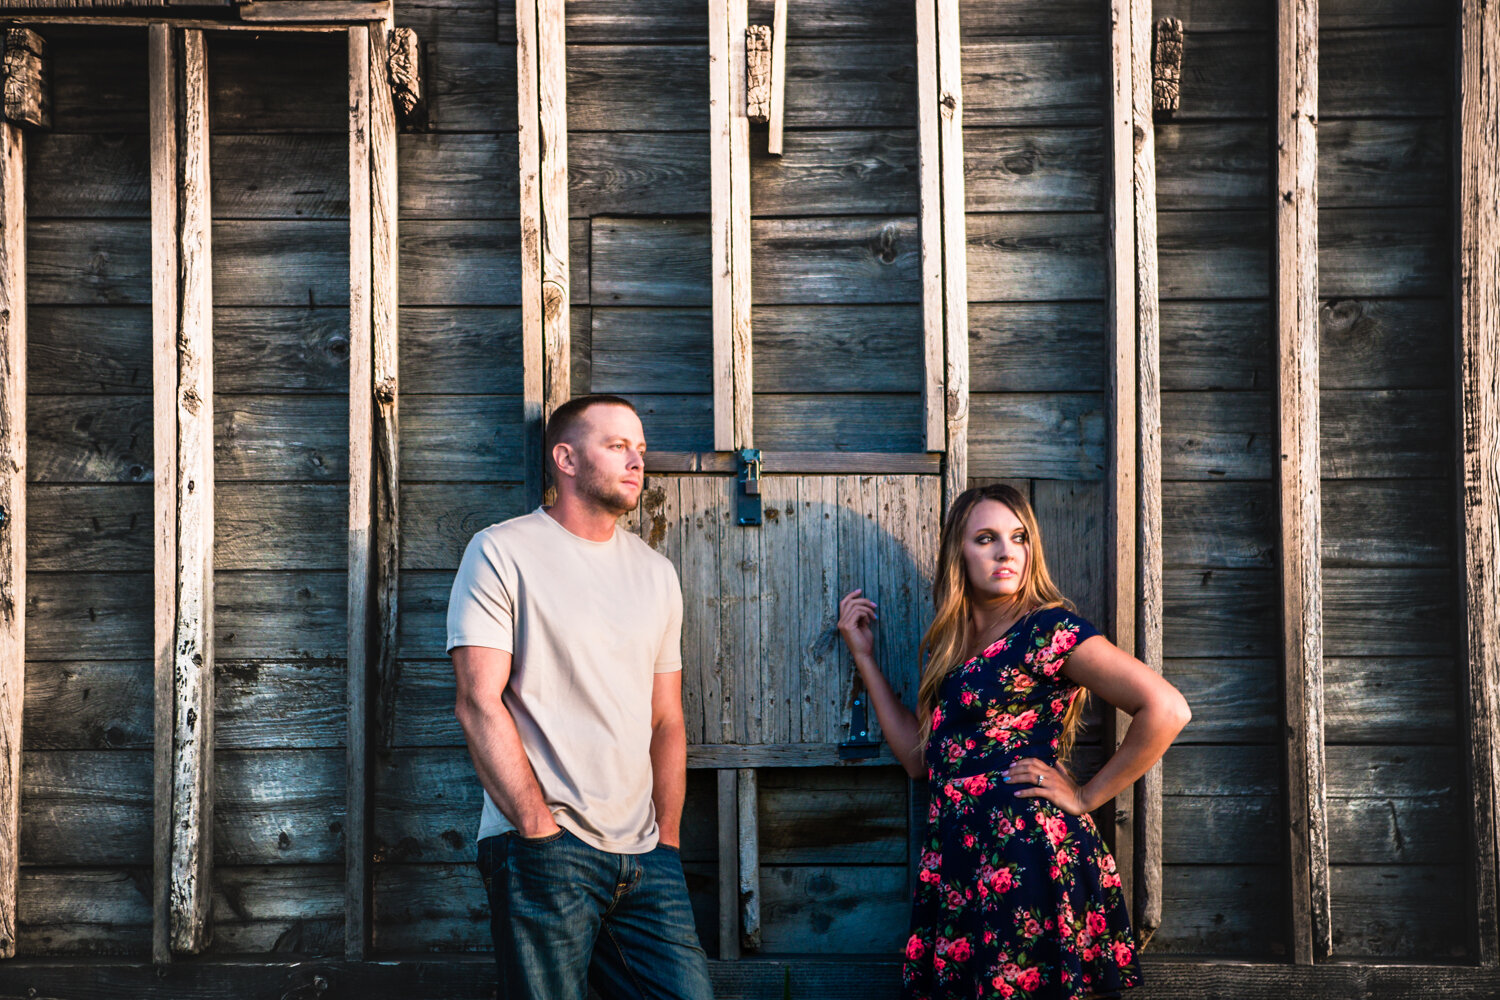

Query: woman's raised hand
[837,588,878,661]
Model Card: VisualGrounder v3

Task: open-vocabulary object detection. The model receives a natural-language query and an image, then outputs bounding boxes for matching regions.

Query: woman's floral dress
[904,606,1142,1000]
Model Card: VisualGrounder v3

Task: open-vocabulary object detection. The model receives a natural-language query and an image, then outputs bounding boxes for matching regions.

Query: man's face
[556,404,647,515]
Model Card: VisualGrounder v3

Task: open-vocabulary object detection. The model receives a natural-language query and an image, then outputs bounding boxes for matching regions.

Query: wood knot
[181,387,202,415]
[375,376,397,404]
[939,92,957,115]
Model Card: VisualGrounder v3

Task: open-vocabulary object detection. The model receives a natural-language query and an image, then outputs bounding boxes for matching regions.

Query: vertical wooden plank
[517,0,544,503]
[683,477,718,744]
[0,88,20,965]
[738,485,762,746]
[759,476,794,744]
[170,27,213,956]
[728,0,752,447]
[711,477,734,743]
[537,0,569,420]
[795,478,823,743]
[766,0,786,156]
[709,1,734,451]
[859,475,883,742]
[1457,0,1500,967]
[345,22,373,964]
[834,476,865,741]
[148,21,177,968]
[716,767,740,960]
[935,0,967,511]
[1105,0,1138,922]
[736,767,760,950]
[1130,0,1164,947]
[916,0,943,455]
[1276,0,1330,964]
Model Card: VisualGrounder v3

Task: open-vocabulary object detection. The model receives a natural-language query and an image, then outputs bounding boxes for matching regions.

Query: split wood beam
[1458,0,1500,968]
[2,28,46,129]
[916,0,966,510]
[149,26,214,959]
[710,0,752,451]
[387,26,423,127]
[1275,0,1331,964]
[1129,0,1163,947]
[346,19,401,962]
[518,0,568,504]
[0,40,23,963]
[716,769,740,960]
[1152,18,1182,120]
[1104,0,1138,917]
[746,24,770,123]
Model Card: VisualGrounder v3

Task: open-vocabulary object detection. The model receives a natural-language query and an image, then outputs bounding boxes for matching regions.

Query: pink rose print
[1112,941,1134,966]
[1017,967,1042,991]
[1023,917,1042,938]
[948,937,971,962]
[960,690,978,706]
[1050,698,1065,715]
[905,934,925,960]
[1086,910,1108,936]
[943,782,962,803]
[930,706,942,728]
[1013,673,1034,691]
[962,774,989,796]
[962,833,976,848]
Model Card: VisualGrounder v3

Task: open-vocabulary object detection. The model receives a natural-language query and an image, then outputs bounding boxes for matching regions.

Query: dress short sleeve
[1021,606,1101,679]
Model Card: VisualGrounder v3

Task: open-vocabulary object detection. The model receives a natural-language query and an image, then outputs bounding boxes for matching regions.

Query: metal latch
[839,677,881,760]
[736,448,762,526]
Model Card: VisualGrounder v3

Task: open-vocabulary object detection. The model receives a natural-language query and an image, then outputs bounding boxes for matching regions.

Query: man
[448,394,712,1000]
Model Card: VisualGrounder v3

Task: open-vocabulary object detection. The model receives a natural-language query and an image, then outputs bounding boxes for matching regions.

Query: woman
[837,483,1190,1000]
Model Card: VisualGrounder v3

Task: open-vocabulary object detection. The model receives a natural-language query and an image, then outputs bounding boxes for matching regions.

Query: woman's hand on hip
[837,588,877,661]
[1004,757,1091,816]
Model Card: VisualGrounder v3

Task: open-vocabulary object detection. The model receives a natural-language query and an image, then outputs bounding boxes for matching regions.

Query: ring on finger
[1035,773,1044,786]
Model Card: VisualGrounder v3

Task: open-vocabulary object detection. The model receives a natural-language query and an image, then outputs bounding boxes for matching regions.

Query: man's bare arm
[452,645,559,838]
[648,670,687,848]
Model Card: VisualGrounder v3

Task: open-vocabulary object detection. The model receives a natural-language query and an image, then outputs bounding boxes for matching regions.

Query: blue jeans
[476,829,713,1000]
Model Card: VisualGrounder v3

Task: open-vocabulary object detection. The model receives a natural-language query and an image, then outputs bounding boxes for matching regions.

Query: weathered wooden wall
[4,0,1477,975]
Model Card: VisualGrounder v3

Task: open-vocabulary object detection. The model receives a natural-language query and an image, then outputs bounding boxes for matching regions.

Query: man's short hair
[543,394,639,484]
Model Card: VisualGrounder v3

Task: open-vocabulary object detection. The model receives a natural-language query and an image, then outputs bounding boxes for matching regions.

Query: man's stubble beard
[574,460,639,517]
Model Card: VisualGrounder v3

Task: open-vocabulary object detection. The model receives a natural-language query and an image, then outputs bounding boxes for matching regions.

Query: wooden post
[1130,0,1163,947]
[710,0,753,451]
[1105,0,1137,914]
[1457,0,1500,968]
[0,51,23,965]
[935,0,966,509]
[148,21,178,967]
[518,0,569,501]
[716,768,740,960]
[766,0,785,155]
[168,27,214,957]
[916,0,943,457]
[736,767,761,950]
[1276,0,1331,964]
[346,21,373,963]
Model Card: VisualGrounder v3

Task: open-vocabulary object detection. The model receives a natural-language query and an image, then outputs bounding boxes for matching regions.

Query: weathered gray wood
[1155,122,1269,210]
[708,0,751,449]
[1321,389,1451,478]
[236,1,390,22]
[168,28,214,958]
[766,0,785,153]
[1162,481,1275,570]
[1152,865,1285,956]
[1319,119,1449,208]
[716,768,738,961]
[1458,0,1500,961]
[1322,479,1452,567]
[1160,301,1270,391]
[960,37,1102,127]
[1161,391,1273,480]
[1319,298,1450,390]
[1161,567,1278,658]
[1323,27,1450,119]
[967,393,1105,481]
[1157,210,1270,300]
[1323,567,1455,657]
[758,864,907,954]
[3,27,48,129]
[1323,657,1459,744]
[969,303,1104,390]
[1329,865,1469,959]
[1276,0,1329,961]
[1320,207,1447,298]
[0,92,21,963]
[916,0,942,456]
[935,0,967,505]
[757,766,907,864]
[963,126,1102,212]
[1161,659,1279,742]
[745,24,770,123]
[736,768,760,950]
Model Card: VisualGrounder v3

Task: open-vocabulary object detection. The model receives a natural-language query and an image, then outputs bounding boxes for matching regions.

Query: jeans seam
[600,919,650,1000]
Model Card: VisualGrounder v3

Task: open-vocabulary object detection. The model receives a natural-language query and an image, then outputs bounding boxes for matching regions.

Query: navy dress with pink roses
[904,606,1141,1000]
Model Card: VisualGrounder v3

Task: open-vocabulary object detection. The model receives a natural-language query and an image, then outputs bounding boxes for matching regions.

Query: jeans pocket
[513,828,566,846]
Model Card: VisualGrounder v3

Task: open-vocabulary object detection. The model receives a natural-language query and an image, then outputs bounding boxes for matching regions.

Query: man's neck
[544,493,619,542]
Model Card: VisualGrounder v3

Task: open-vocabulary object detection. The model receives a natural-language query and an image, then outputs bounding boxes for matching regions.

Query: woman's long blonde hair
[915,484,1090,766]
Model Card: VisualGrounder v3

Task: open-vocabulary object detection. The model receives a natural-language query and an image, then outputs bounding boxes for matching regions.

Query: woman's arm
[838,590,924,779]
[1004,634,1191,814]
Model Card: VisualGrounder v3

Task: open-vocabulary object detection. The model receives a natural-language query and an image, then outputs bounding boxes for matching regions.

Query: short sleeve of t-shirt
[653,571,684,674]
[445,533,515,653]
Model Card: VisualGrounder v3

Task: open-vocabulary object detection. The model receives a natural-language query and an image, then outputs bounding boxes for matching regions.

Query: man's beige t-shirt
[446,507,683,854]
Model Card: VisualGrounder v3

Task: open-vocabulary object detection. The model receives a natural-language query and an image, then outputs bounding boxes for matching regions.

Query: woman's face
[960,499,1030,603]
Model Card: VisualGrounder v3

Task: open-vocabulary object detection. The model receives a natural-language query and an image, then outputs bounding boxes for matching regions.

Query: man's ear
[551,441,576,479]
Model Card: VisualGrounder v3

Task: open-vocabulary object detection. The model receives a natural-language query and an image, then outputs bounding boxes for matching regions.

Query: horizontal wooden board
[27,219,150,305]
[961,37,1101,127]
[1319,298,1452,390]
[1154,864,1285,957]
[386,660,463,747]
[23,660,153,751]
[209,35,347,132]
[28,307,151,395]
[1155,0,1448,31]
[591,216,922,307]
[27,133,149,219]
[25,571,151,660]
[1159,301,1271,392]
[209,865,343,956]
[46,38,148,134]
[215,571,348,660]
[966,392,1107,480]
[751,395,924,452]
[752,128,922,216]
[1323,657,1459,744]
[216,659,346,749]
[1319,208,1448,298]
[1325,745,1463,865]
[216,394,348,482]
[1319,119,1450,208]
[1154,32,1268,122]
[1157,211,1270,300]
[1154,122,1268,211]
[756,768,908,864]
[1162,480,1275,569]
[1321,28,1451,119]
[28,484,151,572]
[401,483,529,570]
[963,126,1102,213]
[1161,659,1279,743]
[968,303,1105,391]
[1329,864,1468,960]
[1321,479,1453,567]
[1162,568,1278,658]
[964,212,1105,302]
[17,867,151,956]
[402,395,526,481]
[1162,795,1281,865]
[1321,389,1451,478]
[1161,391,1273,480]
[758,865,908,954]
[1322,567,1455,657]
